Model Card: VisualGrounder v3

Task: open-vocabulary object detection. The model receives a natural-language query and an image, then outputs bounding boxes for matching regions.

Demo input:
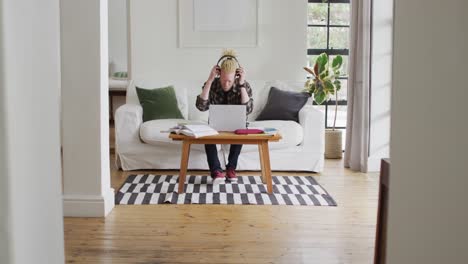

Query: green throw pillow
[112,71,128,78]
[135,86,184,122]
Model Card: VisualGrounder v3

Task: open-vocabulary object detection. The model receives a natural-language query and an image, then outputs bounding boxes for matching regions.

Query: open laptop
[209,105,247,132]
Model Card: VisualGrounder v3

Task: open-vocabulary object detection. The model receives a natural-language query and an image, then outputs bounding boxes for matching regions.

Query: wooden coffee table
[169,132,282,194]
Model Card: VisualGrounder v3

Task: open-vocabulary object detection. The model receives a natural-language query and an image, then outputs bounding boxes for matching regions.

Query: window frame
[308,0,350,129]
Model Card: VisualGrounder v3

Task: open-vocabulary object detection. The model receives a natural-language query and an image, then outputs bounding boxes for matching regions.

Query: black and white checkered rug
[115,174,337,206]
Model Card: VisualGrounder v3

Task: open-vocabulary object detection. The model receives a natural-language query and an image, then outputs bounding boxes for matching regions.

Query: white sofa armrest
[298,105,325,152]
[115,103,143,151]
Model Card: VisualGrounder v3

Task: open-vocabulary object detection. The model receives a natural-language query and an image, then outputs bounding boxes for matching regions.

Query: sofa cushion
[127,80,190,119]
[256,87,309,123]
[109,78,128,89]
[139,119,220,151]
[136,86,185,122]
[229,120,303,153]
[248,80,313,121]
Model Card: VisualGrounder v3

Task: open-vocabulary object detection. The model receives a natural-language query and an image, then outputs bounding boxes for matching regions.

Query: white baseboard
[63,188,115,217]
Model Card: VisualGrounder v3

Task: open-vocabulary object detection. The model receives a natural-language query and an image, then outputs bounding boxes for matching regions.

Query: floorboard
[64,126,379,264]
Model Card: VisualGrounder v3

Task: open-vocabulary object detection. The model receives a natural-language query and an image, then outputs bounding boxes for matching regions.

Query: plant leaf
[310,81,317,94]
[316,53,328,76]
[324,80,335,94]
[303,80,315,94]
[316,80,323,91]
[332,55,343,70]
[320,69,330,80]
[305,52,342,104]
[303,67,316,77]
[314,90,327,105]
[334,79,342,91]
[323,80,333,90]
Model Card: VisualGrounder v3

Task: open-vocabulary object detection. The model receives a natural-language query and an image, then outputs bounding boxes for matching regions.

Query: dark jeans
[204,144,242,173]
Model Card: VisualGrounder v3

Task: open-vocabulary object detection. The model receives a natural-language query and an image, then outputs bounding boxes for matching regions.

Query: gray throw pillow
[256,87,310,123]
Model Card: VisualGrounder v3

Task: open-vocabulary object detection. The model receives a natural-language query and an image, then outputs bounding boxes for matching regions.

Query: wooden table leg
[260,141,273,194]
[178,141,191,193]
[258,143,266,183]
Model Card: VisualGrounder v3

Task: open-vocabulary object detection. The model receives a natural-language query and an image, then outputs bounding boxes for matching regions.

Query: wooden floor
[65,128,379,263]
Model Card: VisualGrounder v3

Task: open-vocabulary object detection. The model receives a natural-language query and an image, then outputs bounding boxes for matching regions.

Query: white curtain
[344,0,373,172]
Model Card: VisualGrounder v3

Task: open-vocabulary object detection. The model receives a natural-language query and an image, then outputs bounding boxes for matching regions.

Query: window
[307,0,350,131]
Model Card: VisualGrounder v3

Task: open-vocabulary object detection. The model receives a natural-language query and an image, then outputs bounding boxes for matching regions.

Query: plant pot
[325,129,342,159]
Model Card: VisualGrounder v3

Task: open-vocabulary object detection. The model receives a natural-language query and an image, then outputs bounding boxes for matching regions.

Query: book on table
[244,127,279,136]
[164,123,219,138]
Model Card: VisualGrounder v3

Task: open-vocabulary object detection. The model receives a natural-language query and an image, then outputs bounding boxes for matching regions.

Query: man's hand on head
[208,65,220,83]
[237,67,246,85]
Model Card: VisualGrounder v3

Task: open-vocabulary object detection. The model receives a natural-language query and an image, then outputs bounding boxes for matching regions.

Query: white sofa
[115,80,325,172]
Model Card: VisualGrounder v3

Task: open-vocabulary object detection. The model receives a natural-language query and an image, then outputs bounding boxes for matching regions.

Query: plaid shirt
[196,78,253,115]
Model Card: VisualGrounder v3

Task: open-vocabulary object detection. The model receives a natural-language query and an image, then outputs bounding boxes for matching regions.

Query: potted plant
[303,53,344,159]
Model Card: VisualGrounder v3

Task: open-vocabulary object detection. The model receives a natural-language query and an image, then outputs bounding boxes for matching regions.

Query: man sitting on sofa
[195,49,253,184]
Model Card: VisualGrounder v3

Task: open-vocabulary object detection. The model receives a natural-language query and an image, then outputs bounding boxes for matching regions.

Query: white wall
[61,0,114,217]
[0,0,65,263]
[0,1,10,258]
[108,0,128,74]
[388,0,468,263]
[129,0,307,81]
[368,0,393,171]
[126,0,392,170]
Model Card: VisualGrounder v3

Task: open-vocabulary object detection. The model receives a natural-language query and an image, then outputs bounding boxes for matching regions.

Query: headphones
[216,55,242,77]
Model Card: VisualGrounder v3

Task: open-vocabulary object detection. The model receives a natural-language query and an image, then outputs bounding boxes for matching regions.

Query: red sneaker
[226,167,238,182]
[211,170,225,185]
